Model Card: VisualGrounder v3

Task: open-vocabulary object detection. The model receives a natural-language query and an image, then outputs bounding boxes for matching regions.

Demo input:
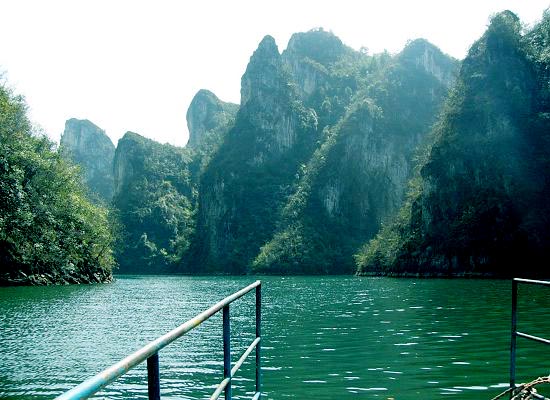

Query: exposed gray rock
[282,28,348,101]
[398,39,458,88]
[60,118,115,202]
[186,89,238,148]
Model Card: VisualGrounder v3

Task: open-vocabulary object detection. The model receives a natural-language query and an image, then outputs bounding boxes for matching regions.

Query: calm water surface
[1,276,548,399]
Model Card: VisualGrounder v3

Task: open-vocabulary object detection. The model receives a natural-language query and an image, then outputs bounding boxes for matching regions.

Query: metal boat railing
[509,278,549,396]
[55,280,262,400]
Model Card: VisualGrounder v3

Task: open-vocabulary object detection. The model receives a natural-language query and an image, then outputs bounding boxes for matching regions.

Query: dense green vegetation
[112,132,197,273]
[282,28,376,128]
[55,89,237,275]
[0,81,115,285]
[111,89,238,274]
[356,11,550,277]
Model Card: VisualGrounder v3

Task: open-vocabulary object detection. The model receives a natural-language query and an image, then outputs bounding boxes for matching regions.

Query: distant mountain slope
[185,36,319,273]
[186,89,238,149]
[53,15,550,277]
[59,89,236,274]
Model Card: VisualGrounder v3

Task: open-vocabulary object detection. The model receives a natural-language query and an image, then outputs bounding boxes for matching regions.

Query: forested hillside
[112,132,196,273]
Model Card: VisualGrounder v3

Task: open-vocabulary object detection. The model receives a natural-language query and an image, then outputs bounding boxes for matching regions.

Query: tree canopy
[0,80,115,285]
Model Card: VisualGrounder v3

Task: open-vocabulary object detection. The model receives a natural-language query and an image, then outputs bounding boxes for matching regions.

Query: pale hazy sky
[1,0,548,147]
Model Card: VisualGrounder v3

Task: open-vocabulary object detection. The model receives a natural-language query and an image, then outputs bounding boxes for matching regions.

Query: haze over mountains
[56,10,550,278]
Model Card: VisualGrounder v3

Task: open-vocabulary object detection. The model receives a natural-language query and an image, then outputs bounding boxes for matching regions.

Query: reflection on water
[0,276,548,399]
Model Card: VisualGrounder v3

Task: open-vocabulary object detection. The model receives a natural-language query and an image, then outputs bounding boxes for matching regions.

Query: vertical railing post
[147,353,161,400]
[510,279,518,394]
[223,305,232,400]
[256,283,262,395]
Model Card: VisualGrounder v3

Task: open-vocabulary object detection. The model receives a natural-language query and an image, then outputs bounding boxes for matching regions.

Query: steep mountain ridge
[254,37,458,274]
[186,35,319,273]
[356,11,550,277]
[56,16,550,277]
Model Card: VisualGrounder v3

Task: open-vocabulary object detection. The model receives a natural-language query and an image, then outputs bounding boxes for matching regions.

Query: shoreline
[0,271,113,287]
[3,270,548,286]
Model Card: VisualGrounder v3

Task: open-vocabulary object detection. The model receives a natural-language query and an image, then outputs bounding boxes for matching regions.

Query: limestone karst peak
[60,118,115,201]
[240,35,284,106]
[284,28,347,65]
[186,89,238,148]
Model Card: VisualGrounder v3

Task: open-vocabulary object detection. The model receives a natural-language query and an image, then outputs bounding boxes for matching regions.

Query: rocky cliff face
[113,132,139,196]
[399,39,457,88]
[356,11,550,277]
[236,35,318,156]
[282,28,350,101]
[60,118,115,202]
[254,37,457,274]
[182,30,459,275]
[186,35,319,273]
[98,19,550,277]
[186,90,238,148]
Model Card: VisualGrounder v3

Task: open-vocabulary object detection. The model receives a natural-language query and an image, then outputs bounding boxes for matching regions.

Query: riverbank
[0,270,113,286]
[3,268,545,286]
[357,271,502,278]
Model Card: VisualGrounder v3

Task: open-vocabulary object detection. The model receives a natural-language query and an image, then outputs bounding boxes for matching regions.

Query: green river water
[1,276,548,399]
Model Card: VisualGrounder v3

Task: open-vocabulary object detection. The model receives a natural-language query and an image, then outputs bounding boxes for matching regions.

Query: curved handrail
[56,280,261,400]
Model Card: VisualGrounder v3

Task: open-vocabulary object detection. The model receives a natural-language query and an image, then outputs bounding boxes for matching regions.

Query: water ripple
[1,276,549,400]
